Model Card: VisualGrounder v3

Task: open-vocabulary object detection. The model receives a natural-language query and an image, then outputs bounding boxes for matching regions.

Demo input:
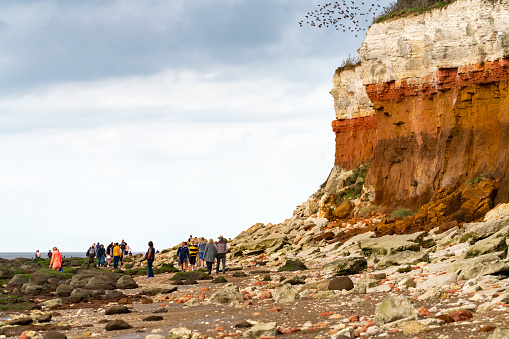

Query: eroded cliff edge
[333,0,509,211]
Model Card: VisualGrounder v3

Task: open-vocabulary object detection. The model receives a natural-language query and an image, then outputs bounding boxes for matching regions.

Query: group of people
[86,239,132,269]
[176,235,228,275]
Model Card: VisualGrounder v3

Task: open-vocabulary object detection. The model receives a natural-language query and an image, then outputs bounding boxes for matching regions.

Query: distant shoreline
[0,252,142,260]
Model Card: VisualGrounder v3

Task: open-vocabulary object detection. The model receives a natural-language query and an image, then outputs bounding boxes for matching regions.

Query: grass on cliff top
[335,54,361,74]
[374,0,455,23]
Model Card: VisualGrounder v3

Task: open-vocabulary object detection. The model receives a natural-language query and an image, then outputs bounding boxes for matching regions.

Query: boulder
[37,313,53,323]
[359,233,423,256]
[416,272,458,290]
[105,319,132,331]
[116,275,138,289]
[332,199,353,219]
[351,278,379,294]
[321,257,367,278]
[374,295,417,326]
[273,284,300,303]
[9,316,33,326]
[280,276,306,285]
[21,283,45,294]
[43,331,67,339]
[328,276,354,291]
[463,233,508,258]
[105,290,126,299]
[462,217,509,240]
[70,288,91,300]
[237,234,289,252]
[377,251,429,267]
[105,305,131,315]
[143,315,164,321]
[41,298,63,308]
[7,274,29,287]
[243,322,277,339]
[30,272,65,285]
[278,259,307,271]
[335,232,376,257]
[55,284,74,297]
[84,276,115,290]
[209,284,243,304]
[447,252,509,280]
[141,284,178,296]
[0,267,14,279]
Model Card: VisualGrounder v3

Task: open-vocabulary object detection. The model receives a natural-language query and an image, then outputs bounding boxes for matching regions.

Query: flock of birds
[299,0,386,37]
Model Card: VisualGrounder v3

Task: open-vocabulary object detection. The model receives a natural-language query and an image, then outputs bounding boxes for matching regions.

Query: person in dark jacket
[176,241,189,271]
[203,238,217,275]
[97,244,106,267]
[145,241,156,278]
[215,236,228,274]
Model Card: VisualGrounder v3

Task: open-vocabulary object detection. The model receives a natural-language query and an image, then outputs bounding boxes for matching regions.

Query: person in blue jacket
[176,241,189,271]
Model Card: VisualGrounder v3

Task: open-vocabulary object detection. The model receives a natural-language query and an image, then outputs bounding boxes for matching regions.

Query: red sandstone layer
[332,116,377,170]
[360,59,509,209]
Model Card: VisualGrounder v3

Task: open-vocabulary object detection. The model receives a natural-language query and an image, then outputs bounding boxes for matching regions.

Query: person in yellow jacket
[112,243,122,269]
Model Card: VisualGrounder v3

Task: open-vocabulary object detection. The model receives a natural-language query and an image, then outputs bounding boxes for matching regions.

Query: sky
[0,0,389,252]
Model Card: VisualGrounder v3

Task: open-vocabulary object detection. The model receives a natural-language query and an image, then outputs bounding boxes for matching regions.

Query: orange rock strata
[334,58,509,210]
[332,115,377,169]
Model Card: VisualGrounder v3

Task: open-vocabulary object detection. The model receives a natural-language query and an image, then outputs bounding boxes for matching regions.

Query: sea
[0,252,143,260]
[0,252,86,259]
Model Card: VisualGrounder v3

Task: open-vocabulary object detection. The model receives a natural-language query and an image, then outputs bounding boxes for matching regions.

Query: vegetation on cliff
[374,0,455,23]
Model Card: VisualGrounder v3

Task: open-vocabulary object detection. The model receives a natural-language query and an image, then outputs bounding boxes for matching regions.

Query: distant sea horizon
[0,252,143,260]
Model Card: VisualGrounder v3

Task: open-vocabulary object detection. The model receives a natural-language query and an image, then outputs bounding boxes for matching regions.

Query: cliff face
[331,0,509,210]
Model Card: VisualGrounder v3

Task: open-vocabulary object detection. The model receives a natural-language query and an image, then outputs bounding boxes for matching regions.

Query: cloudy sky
[0,0,388,253]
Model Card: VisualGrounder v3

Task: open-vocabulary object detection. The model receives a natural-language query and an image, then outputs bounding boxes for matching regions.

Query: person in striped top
[188,239,199,271]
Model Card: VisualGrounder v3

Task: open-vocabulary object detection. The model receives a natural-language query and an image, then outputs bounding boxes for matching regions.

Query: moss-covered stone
[277,260,307,272]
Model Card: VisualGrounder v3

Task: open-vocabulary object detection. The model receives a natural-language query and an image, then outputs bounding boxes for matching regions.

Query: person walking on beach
[120,239,127,266]
[216,236,228,274]
[176,241,189,271]
[106,242,113,267]
[86,243,96,265]
[145,241,156,278]
[112,242,121,269]
[97,244,106,267]
[203,238,217,275]
[198,237,207,268]
[49,247,63,272]
[188,239,198,271]
[35,250,41,258]
[47,250,52,259]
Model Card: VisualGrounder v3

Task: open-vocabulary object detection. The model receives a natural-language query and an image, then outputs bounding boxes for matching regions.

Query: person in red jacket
[49,247,63,272]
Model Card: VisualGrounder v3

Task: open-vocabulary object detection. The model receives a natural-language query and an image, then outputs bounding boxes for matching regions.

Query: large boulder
[84,276,115,290]
[209,284,243,304]
[416,272,457,290]
[359,233,423,256]
[243,322,277,339]
[116,275,138,289]
[377,251,429,267]
[277,259,307,272]
[141,284,178,296]
[273,284,300,303]
[21,283,45,294]
[374,295,417,326]
[105,319,132,331]
[0,267,14,279]
[321,257,367,278]
[7,274,29,287]
[447,251,509,280]
[485,203,509,222]
[463,234,508,259]
[55,284,74,297]
[328,276,354,291]
[237,234,289,252]
[70,288,91,300]
[105,305,130,315]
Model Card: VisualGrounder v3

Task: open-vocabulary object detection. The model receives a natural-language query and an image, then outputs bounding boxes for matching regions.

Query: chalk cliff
[331,0,509,211]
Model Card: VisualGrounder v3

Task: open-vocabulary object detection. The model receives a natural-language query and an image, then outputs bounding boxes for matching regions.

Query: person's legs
[206,261,212,275]
[215,255,220,274]
[220,254,226,273]
[147,259,154,277]
[113,256,119,268]
[120,253,123,266]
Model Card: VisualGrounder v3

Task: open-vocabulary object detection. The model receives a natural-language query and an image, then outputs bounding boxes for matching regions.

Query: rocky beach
[3,0,509,338]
